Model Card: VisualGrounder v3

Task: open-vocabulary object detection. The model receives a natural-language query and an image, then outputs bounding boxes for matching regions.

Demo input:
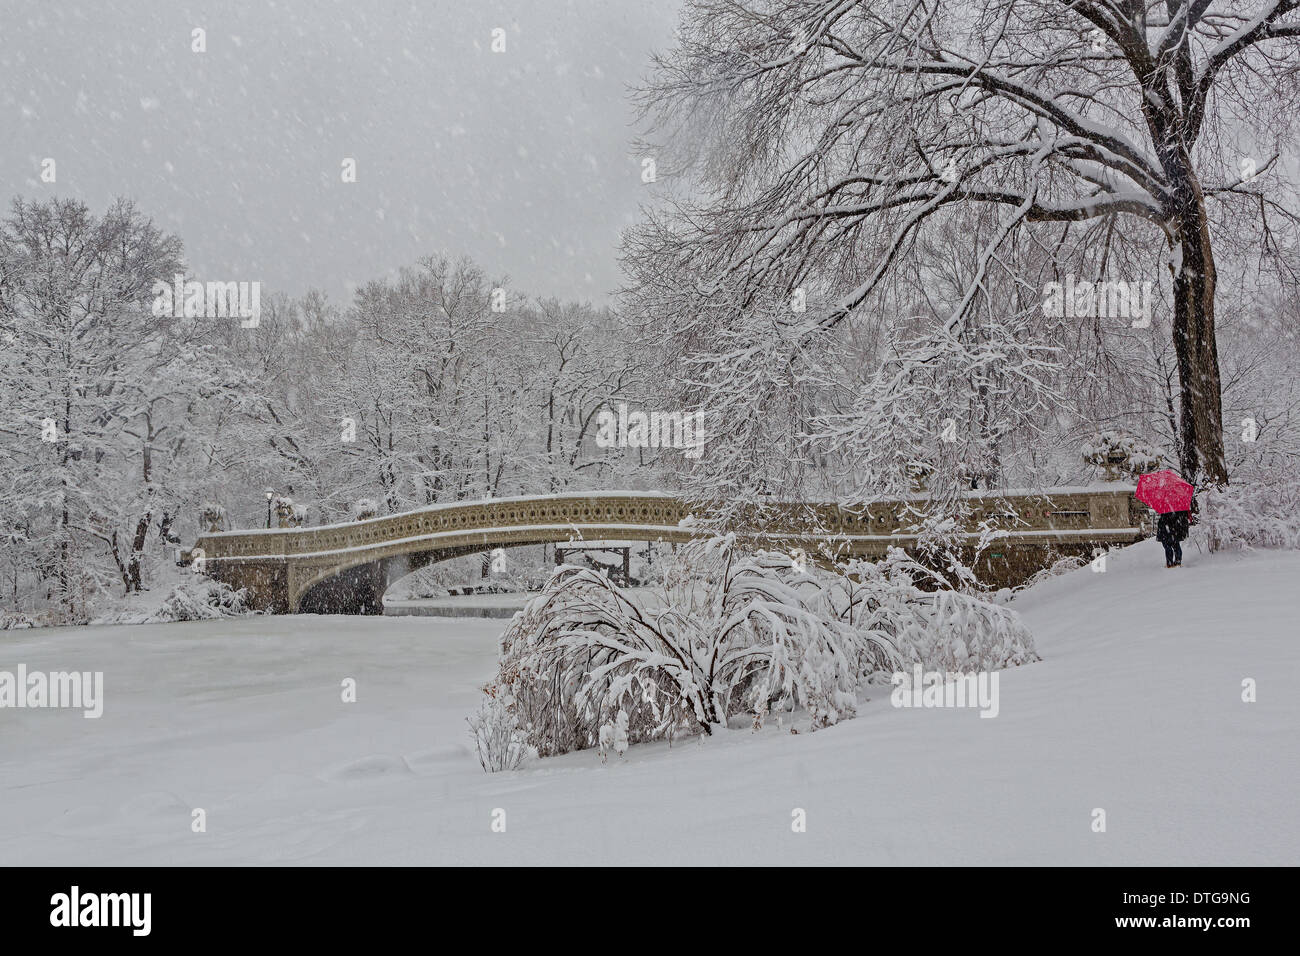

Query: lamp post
[264,489,274,529]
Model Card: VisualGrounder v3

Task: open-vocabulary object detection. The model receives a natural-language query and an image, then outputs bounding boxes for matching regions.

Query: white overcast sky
[0,0,683,305]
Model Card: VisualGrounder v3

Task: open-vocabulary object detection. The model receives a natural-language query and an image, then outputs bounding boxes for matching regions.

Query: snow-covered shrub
[387,547,559,600]
[467,686,532,772]
[199,502,227,532]
[96,577,253,625]
[1198,477,1300,552]
[351,498,378,521]
[2,605,86,629]
[481,536,905,759]
[898,590,1041,672]
[158,579,252,622]
[597,710,630,763]
[487,550,564,594]
[273,496,306,528]
[1014,553,1089,592]
[0,609,36,630]
[472,540,1041,763]
[1081,431,1164,480]
[835,549,1041,673]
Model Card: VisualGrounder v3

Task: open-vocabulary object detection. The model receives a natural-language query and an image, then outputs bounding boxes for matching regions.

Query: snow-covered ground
[2,538,1296,865]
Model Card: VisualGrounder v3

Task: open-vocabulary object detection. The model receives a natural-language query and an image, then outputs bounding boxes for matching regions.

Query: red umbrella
[1135,469,1195,514]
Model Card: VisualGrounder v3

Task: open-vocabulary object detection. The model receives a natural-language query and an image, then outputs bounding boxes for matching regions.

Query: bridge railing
[191,486,1142,562]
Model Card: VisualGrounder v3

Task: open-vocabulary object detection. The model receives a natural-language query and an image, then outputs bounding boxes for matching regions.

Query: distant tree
[0,197,184,609]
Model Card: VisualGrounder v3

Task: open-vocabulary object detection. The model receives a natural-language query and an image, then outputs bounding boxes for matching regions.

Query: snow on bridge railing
[185,487,1142,564]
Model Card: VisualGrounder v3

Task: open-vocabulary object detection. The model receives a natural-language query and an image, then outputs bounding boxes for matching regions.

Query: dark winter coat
[1156,511,1190,544]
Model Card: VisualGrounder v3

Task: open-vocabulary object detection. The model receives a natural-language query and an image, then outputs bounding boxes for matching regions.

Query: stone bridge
[187,487,1147,614]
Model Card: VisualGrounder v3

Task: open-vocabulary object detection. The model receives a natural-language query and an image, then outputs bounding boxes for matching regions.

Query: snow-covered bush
[199,502,228,532]
[273,496,307,528]
[1081,432,1164,480]
[1198,477,1300,552]
[0,609,36,630]
[1013,553,1089,593]
[471,539,1041,764]
[96,577,253,625]
[467,687,533,772]
[351,498,378,521]
[481,536,905,759]
[834,549,1041,672]
[597,710,630,763]
[897,589,1041,672]
[387,547,559,601]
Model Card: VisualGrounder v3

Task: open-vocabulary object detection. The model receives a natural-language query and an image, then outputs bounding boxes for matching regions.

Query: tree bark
[109,530,132,594]
[1170,193,1228,488]
[127,512,151,591]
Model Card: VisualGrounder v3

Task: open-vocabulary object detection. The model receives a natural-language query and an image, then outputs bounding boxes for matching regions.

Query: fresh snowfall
[2,538,1295,866]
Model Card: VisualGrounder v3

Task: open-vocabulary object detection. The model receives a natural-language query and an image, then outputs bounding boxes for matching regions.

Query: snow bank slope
[1,538,1295,865]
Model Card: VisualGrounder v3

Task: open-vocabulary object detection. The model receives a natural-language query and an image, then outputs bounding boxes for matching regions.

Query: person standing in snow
[1156,510,1190,568]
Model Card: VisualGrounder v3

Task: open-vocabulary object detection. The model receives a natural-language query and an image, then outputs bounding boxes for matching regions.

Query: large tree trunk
[127,512,151,592]
[109,530,132,594]
[1170,188,1228,488]
[128,441,154,591]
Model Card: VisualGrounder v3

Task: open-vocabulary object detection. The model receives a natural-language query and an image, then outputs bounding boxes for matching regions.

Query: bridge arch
[293,539,594,614]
